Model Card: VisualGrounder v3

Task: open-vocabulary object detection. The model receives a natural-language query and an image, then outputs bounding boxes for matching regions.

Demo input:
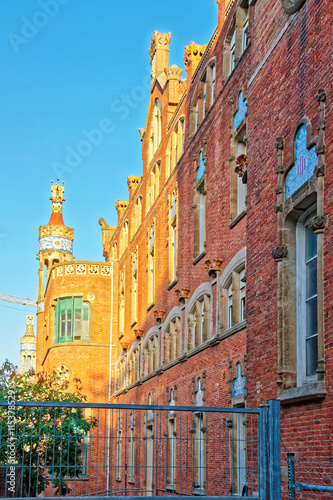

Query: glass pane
[305,226,317,260]
[306,257,317,298]
[66,312,72,337]
[60,314,66,337]
[306,335,318,377]
[306,297,318,338]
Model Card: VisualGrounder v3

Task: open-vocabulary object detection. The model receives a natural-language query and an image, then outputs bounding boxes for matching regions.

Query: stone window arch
[168,187,178,285]
[273,90,327,401]
[131,196,142,238]
[119,220,129,257]
[189,59,216,139]
[163,315,182,365]
[131,248,138,326]
[146,162,161,213]
[115,353,127,392]
[142,328,159,376]
[147,221,156,307]
[193,148,207,261]
[221,252,246,331]
[188,282,212,351]
[128,342,139,385]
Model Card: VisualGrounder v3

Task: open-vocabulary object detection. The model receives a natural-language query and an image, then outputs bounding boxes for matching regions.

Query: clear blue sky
[0,0,217,366]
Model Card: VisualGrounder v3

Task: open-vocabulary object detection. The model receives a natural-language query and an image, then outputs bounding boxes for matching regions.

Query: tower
[20,315,36,373]
[37,180,74,305]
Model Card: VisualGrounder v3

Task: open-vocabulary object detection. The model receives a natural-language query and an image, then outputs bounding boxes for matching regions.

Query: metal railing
[0,401,269,499]
[287,453,333,499]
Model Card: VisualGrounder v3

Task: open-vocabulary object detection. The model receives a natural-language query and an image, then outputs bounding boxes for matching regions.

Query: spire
[20,315,36,373]
[48,179,65,225]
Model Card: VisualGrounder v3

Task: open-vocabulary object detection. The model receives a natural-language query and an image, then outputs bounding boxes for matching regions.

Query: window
[222,266,246,331]
[143,333,159,375]
[297,209,318,383]
[115,356,126,392]
[164,316,181,365]
[128,347,139,385]
[146,163,161,213]
[148,223,155,306]
[168,190,178,284]
[149,99,162,163]
[119,267,125,336]
[166,118,185,179]
[193,379,205,492]
[190,61,216,137]
[145,393,154,495]
[131,250,138,325]
[116,410,122,481]
[128,411,135,483]
[230,409,247,495]
[167,388,176,489]
[194,152,206,259]
[223,2,249,81]
[111,241,118,260]
[131,196,142,237]
[188,294,211,350]
[54,297,90,343]
[235,134,247,216]
[119,220,129,257]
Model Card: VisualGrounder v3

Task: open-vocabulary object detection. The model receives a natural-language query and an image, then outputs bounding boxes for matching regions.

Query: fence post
[266,400,281,500]
[287,453,295,500]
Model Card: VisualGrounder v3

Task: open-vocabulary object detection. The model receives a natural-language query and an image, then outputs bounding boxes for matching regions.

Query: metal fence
[288,453,333,499]
[0,400,273,499]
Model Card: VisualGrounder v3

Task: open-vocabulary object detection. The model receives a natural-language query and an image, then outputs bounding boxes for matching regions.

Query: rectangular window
[305,225,318,377]
[54,297,90,343]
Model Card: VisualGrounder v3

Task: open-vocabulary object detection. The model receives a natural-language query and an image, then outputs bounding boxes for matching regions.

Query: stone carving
[120,341,129,351]
[204,258,223,276]
[101,265,111,275]
[272,246,288,260]
[65,264,74,275]
[38,236,73,254]
[274,204,283,213]
[275,136,285,151]
[115,200,129,213]
[154,310,166,323]
[165,64,183,81]
[134,329,144,340]
[57,266,63,276]
[56,364,70,383]
[127,175,141,191]
[175,288,191,303]
[280,0,306,14]
[76,264,86,274]
[183,42,206,68]
[138,128,145,141]
[308,215,328,232]
[235,154,248,184]
[87,292,95,301]
[149,31,171,60]
[89,264,99,275]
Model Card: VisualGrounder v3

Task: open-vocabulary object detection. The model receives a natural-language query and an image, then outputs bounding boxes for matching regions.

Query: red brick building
[35,0,332,495]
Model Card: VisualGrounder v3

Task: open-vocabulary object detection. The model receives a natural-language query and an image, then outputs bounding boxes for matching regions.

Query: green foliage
[0,363,97,497]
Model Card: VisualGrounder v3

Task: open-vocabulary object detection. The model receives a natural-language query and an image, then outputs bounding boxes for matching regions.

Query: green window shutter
[54,302,59,343]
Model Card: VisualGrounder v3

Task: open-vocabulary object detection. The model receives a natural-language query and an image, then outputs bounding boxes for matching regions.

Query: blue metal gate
[0,399,280,499]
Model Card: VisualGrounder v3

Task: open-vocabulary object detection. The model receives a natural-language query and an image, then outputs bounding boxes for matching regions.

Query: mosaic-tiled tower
[37,181,74,309]
[20,315,36,373]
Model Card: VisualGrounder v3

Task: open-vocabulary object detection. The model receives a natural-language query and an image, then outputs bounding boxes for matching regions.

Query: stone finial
[204,259,223,277]
[138,128,145,141]
[115,200,129,213]
[235,154,248,184]
[127,175,141,198]
[149,31,171,60]
[25,315,34,335]
[165,64,183,82]
[149,31,171,82]
[175,288,191,303]
[184,42,207,69]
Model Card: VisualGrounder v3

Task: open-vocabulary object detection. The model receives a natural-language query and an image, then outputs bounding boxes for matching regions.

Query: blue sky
[0,0,217,366]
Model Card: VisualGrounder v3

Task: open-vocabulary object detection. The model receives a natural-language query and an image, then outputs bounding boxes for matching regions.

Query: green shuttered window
[54,297,90,343]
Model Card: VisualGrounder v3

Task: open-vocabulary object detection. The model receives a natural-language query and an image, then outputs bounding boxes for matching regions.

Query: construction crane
[0,294,37,307]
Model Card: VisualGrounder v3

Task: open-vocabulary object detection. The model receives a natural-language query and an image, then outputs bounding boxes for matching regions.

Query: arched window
[166,118,185,180]
[128,346,139,385]
[131,249,138,325]
[168,190,178,284]
[119,267,125,335]
[146,163,161,213]
[194,152,206,259]
[188,294,211,350]
[149,99,162,163]
[223,1,249,81]
[190,61,216,138]
[164,316,181,365]
[119,220,129,257]
[143,332,159,376]
[222,265,246,331]
[131,196,142,237]
[115,355,126,392]
[148,223,155,306]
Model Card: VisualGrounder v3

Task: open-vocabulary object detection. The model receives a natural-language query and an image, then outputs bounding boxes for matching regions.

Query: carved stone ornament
[183,42,207,68]
[275,137,285,151]
[175,288,191,302]
[280,0,306,14]
[272,246,288,260]
[235,154,248,184]
[127,175,141,191]
[149,31,171,60]
[204,258,223,276]
[134,328,144,340]
[115,200,129,213]
[120,341,129,352]
[138,128,145,141]
[154,310,166,323]
[308,215,328,232]
[165,64,183,81]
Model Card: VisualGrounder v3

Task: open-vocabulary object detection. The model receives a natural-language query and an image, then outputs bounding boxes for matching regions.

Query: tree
[0,362,97,497]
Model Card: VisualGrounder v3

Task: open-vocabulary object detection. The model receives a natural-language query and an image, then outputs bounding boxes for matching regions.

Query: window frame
[54,296,90,344]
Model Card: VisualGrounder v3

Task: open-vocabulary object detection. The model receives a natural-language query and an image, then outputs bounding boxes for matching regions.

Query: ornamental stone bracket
[280,0,306,15]
[134,329,144,341]
[154,310,166,324]
[165,64,183,81]
[308,215,328,233]
[120,341,129,352]
[272,246,288,261]
[175,288,190,304]
[204,259,223,278]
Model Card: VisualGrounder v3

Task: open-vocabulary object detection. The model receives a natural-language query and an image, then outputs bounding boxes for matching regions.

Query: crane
[0,294,37,307]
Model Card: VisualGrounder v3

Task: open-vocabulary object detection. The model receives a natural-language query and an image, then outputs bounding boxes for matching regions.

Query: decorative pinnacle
[48,180,65,225]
